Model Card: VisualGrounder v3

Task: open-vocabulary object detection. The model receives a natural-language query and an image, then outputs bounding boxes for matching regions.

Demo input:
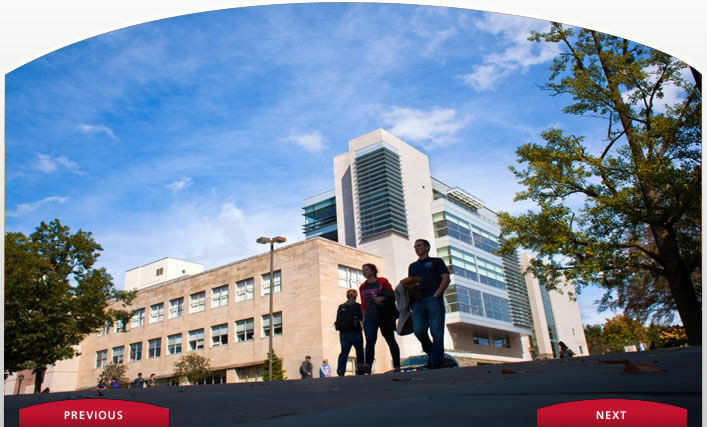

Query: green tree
[602,315,648,353]
[98,363,129,388]
[498,24,701,344]
[261,351,286,381]
[173,353,211,385]
[4,220,135,393]
[583,324,609,355]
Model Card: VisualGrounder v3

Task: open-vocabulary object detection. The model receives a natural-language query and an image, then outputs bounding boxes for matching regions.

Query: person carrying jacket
[359,263,400,373]
[335,289,365,376]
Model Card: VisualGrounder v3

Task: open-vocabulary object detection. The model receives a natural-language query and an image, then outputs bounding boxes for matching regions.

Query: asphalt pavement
[5,346,702,426]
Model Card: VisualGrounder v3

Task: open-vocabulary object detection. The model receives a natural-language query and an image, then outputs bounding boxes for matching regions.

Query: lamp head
[273,236,287,244]
[256,237,271,244]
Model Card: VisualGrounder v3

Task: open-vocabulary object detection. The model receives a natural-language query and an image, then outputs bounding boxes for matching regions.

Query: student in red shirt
[359,263,400,373]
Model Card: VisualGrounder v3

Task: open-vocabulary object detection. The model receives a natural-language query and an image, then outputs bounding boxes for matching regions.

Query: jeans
[412,296,445,367]
[337,330,364,376]
[363,310,400,370]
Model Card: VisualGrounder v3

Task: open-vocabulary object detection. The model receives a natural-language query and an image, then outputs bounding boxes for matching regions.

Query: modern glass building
[303,129,546,365]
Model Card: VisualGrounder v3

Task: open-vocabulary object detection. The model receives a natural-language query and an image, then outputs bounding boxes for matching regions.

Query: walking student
[299,356,313,379]
[334,289,365,376]
[359,263,400,373]
[408,239,450,369]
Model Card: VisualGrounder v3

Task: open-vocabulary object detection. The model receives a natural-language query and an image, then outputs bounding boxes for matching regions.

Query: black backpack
[335,304,361,332]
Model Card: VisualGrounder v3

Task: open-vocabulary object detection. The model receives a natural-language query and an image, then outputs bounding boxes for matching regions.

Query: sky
[6,3,685,326]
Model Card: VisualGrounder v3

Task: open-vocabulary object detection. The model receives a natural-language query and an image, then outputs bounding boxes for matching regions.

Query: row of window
[473,333,511,348]
[432,211,500,254]
[445,285,512,323]
[96,313,283,368]
[99,272,282,335]
[437,246,506,290]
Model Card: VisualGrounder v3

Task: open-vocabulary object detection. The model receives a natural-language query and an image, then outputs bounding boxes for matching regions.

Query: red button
[19,399,169,427]
[538,399,686,427]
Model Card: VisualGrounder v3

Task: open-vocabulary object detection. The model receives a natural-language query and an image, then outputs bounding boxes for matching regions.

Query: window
[493,336,510,348]
[114,320,126,333]
[579,345,583,354]
[473,334,489,346]
[167,334,182,355]
[112,346,124,364]
[99,321,110,336]
[190,291,206,313]
[156,267,164,276]
[483,293,512,323]
[236,278,254,302]
[261,271,281,296]
[189,329,205,351]
[150,303,164,323]
[211,324,228,347]
[96,350,108,368]
[212,284,229,308]
[169,297,184,319]
[148,338,161,359]
[129,342,142,362]
[262,312,283,337]
[572,328,576,336]
[131,308,145,328]
[338,265,364,289]
[235,318,254,342]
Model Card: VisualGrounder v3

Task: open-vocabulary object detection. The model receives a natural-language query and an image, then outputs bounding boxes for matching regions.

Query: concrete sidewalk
[5,346,701,426]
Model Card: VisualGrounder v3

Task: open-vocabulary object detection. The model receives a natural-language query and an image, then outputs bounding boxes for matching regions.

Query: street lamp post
[256,235,286,382]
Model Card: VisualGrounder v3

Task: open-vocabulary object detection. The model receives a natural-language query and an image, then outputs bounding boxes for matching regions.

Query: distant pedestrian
[407,239,450,369]
[319,359,332,378]
[110,378,120,389]
[299,356,313,379]
[147,373,157,388]
[96,379,107,391]
[559,341,575,358]
[131,372,145,389]
[360,263,400,373]
[335,289,365,376]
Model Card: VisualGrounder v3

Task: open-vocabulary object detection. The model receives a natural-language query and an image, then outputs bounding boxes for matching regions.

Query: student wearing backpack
[359,263,400,373]
[335,289,365,376]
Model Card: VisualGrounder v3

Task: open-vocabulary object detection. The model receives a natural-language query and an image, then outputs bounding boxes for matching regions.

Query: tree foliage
[173,353,211,385]
[4,219,135,392]
[261,351,287,381]
[602,315,648,353]
[583,324,609,355]
[586,317,687,353]
[498,23,701,344]
[98,363,129,388]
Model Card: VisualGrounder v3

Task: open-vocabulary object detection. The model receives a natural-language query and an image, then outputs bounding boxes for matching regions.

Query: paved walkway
[5,346,701,426]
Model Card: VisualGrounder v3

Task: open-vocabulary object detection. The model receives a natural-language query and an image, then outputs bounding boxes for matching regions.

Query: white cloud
[33,153,83,175]
[76,123,119,140]
[7,196,70,217]
[461,14,554,91]
[35,153,58,173]
[282,130,328,152]
[96,199,304,288]
[381,106,470,146]
[166,177,193,194]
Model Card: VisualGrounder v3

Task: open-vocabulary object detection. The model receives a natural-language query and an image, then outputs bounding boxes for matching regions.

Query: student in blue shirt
[407,239,450,369]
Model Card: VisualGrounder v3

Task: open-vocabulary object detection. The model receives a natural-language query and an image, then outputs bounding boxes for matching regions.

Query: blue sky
[6,3,654,325]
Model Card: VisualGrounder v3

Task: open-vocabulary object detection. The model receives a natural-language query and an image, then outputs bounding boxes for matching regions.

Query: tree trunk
[33,367,46,394]
[652,225,702,345]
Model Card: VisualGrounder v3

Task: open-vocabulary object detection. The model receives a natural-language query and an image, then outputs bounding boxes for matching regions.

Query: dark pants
[363,310,400,370]
[412,296,445,367]
[337,330,364,376]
